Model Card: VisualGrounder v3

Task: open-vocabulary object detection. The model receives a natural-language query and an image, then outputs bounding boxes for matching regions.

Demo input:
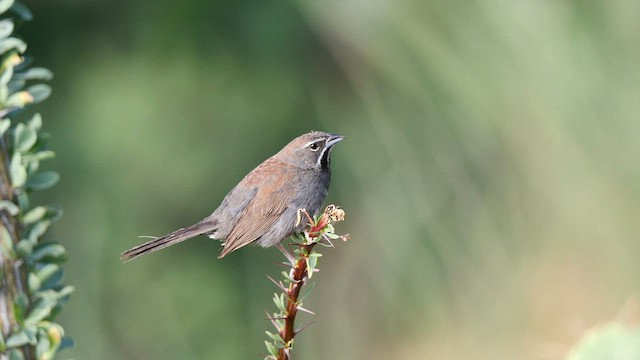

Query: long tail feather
[120,221,217,262]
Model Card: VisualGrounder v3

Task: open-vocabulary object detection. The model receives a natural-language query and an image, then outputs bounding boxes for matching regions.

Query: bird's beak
[326,134,344,148]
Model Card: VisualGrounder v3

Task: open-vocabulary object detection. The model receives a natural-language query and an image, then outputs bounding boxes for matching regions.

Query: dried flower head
[324,205,345,223]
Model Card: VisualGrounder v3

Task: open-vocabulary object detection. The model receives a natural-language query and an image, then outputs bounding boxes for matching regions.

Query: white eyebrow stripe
[303,139,323,149]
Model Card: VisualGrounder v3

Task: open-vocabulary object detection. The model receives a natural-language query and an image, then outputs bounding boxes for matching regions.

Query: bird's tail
[120,221,217,262]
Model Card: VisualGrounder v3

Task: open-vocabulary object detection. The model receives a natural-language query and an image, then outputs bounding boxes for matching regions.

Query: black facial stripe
[319,147,331,169]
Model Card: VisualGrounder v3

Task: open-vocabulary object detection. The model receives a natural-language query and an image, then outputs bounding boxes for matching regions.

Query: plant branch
[264,205,347,360]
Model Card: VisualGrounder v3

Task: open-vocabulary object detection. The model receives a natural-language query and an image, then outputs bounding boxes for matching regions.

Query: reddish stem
[275,214,329,360]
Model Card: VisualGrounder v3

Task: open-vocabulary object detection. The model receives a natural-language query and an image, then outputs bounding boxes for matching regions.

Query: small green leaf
[22,206,46,224]
[26,171,59,191]
[0,0,14,15]
[0,37,26,54]
[6,76,22,93]
[26,112,41,131]
[43,205,63,222]
[35,264,59,283]
[24,150,54,162]
[265,341,277,356]
[0,226,14,258]
[0,19,13,39]
[26,220,50,244]
[14,123,37,153]
[24,299,56,327]
[0,118,10,135]
[5,90,32,108]
[307,255,319,278]
[9,2,32,21]
[34,286,74,302]
[281,270,295,284]
[0,200,19,215]
[265,331,284,344]
[298,282,316,303]
[5,330,30,348]
[30,243,66,262]
[9,349,24,360]
[26,84,50,103]
[10,152,26,187]
[28,272,40,293]
[0,84,7,102]
[273,292,286,312]
[15,239,32,257]
[35,328,50,358]
[25,158,38,175]
[22,68,52,81]
[40,267,63,290]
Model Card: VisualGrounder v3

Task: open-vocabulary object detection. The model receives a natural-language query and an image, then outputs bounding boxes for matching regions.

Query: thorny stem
[268,205,345,360]
[278,242,317,360]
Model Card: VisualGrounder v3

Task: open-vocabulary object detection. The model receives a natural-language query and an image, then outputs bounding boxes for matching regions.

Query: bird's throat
[320,147,332,170]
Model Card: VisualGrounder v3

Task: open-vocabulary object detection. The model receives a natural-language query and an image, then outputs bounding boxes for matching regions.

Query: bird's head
[276,131,344,170]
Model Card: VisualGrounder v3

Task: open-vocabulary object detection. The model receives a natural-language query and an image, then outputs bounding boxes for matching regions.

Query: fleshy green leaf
[26,84,50,103]
[25,158,38,175]
[33,286,74,304]
[10,152,26,187]
[27,112,41,131]
[35,328,50,358]
[0,200,19,215]
[15,239,32,257]
[9,349,25,360]
[5,330,30,348]
[24,298,56,327]
[0,37,26,54]
[0,226,15,258]
[26,171,59,191]
[22,206,46,224]
[30,243,66,262]
[13,292,28,324]
[0,118,10,135]
[24,150,54,162]
[5,90,32,108]
[0,19,13,39]
[43,205,63,222]
[14,122,37,153]
[26,220,50,244]
[22,67,52,81]
[35,264,59,283]
[9,2,32,21]
[0,0,14,15]
[28,271,40,293]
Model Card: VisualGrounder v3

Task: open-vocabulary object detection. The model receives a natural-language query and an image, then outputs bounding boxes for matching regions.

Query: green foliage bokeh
[22,0,640,359]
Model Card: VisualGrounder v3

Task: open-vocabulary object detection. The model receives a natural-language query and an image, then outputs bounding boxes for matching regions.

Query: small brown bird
[120,131,343,261]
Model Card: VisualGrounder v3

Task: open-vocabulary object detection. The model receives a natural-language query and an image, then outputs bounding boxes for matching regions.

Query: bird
[120,131,344,262]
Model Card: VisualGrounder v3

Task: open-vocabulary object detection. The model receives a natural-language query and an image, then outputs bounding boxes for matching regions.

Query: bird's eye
[309,142,320,151]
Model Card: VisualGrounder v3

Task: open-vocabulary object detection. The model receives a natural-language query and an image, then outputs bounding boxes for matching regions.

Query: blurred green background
[21,0,640,359]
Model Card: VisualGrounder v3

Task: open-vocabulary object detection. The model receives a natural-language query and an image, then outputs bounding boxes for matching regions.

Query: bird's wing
[218,161,293,258]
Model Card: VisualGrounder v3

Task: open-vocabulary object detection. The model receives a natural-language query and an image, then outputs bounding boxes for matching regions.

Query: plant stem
[0,136,34,360]
[278,242,317,360]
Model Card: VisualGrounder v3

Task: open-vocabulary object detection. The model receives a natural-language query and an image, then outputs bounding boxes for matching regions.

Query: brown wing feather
[218,160,293,258]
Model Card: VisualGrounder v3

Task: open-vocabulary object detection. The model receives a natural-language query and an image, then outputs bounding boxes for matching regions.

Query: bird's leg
[277,243,296,266]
